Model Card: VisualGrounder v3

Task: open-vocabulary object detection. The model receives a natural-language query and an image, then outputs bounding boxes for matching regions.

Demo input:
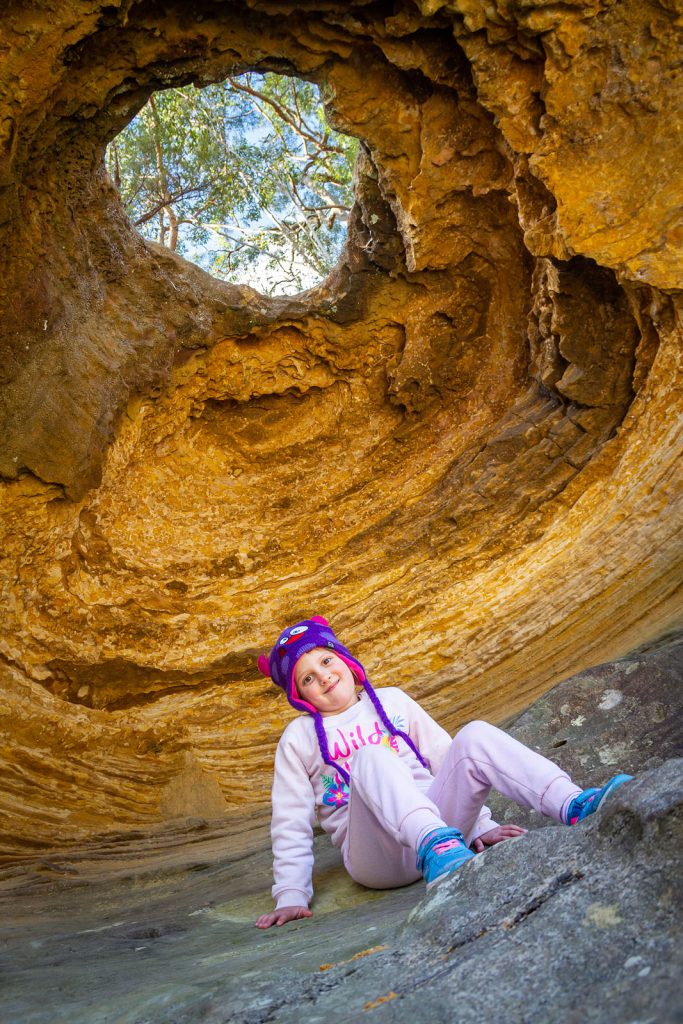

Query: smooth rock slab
[0,825,420,1024]
[2,760,681,1024]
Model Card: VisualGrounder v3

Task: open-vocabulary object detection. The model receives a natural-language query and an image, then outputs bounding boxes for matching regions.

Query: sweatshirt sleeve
[398,690,499,838]
[270,726,317,909]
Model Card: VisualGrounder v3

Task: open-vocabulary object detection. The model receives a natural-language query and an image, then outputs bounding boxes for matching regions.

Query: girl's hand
[471,823,527,853]
[254,905,313,929]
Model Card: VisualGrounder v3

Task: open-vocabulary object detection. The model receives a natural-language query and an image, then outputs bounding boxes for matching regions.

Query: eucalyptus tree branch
[133,182,213,227]
[109,141,121,190]
[283,167,348,223]
[290,79,319,142]
[226,75,345,155]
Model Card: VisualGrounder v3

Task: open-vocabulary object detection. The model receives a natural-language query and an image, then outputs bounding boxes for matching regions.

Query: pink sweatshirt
[271,686,497,908]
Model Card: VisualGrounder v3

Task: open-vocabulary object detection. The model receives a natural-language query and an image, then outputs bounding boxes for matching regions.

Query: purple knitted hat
[257,615,366,714]
[258,616,428,785]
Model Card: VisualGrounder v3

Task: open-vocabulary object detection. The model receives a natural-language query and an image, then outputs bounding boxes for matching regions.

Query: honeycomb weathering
[0,0,681,855]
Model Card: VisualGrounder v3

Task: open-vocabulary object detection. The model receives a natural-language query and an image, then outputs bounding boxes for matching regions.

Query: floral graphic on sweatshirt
[319,713,412,807]
[321,772,350,808]
[378,714,406,754]
[380,733,398,753]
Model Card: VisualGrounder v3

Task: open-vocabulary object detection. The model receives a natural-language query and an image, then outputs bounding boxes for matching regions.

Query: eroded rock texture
[0,0,681,852]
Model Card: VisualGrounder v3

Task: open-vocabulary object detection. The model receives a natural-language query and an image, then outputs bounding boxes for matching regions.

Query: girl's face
[294,648,359,717]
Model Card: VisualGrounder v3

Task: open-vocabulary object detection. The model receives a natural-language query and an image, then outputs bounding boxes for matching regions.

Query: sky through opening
[106,74,358,296]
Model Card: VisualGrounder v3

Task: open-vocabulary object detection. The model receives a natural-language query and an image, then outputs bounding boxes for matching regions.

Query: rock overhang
[0,0,681,849]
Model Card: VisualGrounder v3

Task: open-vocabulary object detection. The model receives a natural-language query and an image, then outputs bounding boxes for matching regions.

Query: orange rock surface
[0,0,680,856]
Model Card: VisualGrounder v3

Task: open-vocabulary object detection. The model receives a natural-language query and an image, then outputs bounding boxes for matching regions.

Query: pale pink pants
[342,719,582,889]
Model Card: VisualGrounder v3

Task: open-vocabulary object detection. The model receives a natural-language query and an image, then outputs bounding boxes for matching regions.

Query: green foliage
[106,74,358,294]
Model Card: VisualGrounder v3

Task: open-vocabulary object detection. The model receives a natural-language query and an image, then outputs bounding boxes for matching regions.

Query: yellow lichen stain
[319,944,387,971]
[351,944,387,960]
[584,903,623,928]
[364,992,398,1011]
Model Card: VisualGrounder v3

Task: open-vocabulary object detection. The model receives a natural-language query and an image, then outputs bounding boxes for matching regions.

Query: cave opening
[105,72,359,296]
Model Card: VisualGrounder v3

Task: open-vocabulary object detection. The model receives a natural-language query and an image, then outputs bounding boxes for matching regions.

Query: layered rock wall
[0,0,681,854]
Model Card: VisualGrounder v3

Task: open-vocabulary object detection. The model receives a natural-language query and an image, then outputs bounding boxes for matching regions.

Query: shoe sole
[595,773,633,808]
[580,773,634,822]
[424,854,476,889]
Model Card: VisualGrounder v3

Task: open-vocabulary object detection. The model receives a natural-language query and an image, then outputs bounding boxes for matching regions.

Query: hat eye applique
[280,625,308,646]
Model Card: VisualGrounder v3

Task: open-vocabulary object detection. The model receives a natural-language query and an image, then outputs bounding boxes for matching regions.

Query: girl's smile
[294,648,360,716]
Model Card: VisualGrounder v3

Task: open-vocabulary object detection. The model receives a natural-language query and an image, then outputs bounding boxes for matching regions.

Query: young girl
[254,616,632,929]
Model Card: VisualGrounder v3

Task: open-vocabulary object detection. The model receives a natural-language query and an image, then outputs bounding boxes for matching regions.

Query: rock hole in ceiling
[105,72,359,296]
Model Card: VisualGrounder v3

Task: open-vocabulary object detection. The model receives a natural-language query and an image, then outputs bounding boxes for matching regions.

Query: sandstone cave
[1,2,681,1022]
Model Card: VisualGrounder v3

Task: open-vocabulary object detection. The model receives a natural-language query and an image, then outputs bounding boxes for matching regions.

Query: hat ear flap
[257,654,271,678]
[310,615,329,626]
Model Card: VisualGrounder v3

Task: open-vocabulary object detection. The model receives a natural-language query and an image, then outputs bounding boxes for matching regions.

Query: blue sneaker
[416,827,475,887]
[565,773,634,825]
